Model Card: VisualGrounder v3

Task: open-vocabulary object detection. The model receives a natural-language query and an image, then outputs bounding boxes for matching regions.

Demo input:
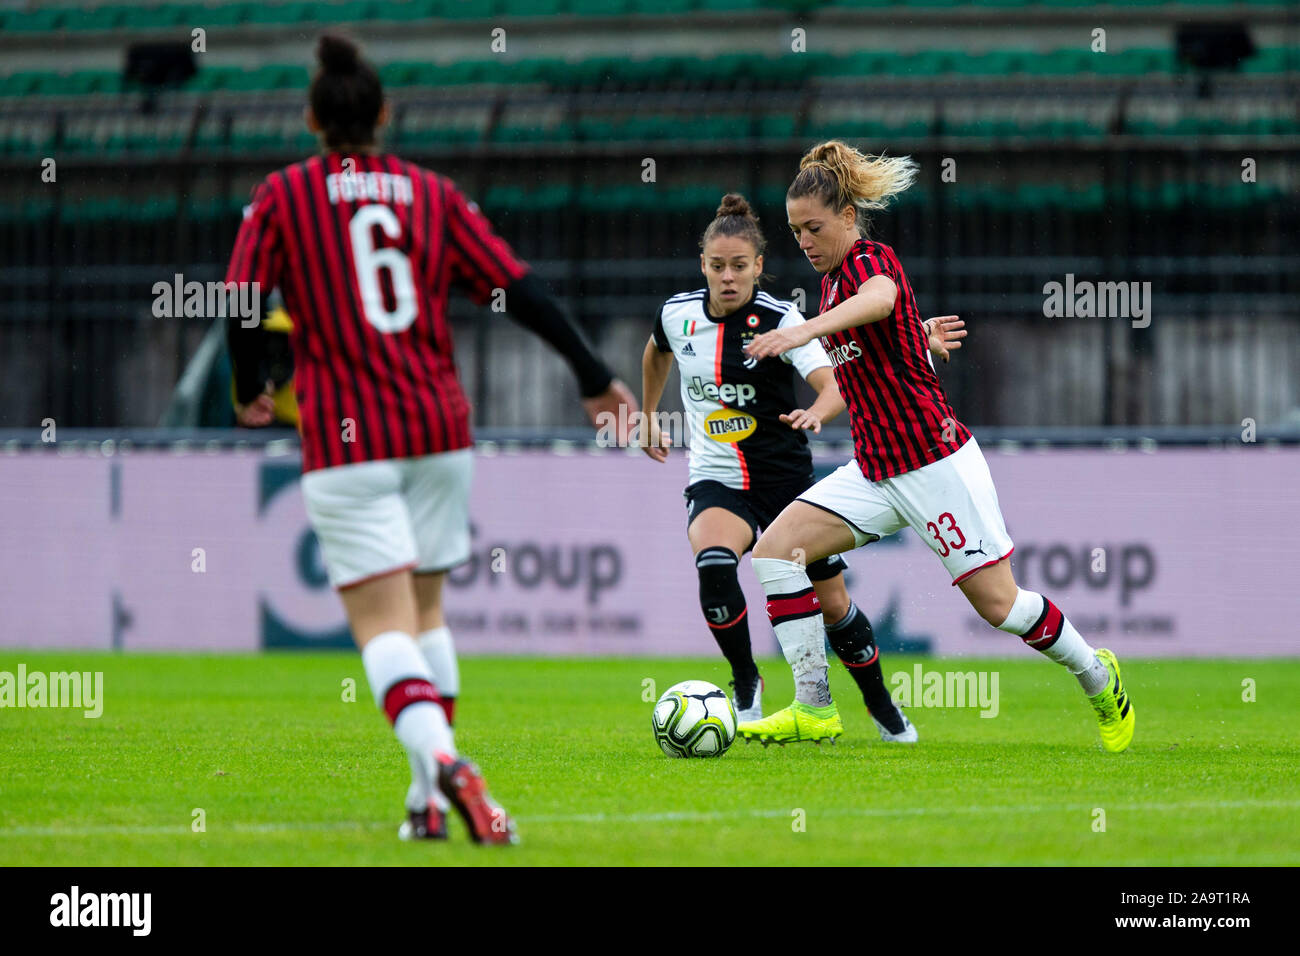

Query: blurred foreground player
[225,35,637,843]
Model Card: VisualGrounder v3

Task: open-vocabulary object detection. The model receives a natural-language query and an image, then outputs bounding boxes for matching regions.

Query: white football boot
[872,703,919,743]
[731,676,764,723]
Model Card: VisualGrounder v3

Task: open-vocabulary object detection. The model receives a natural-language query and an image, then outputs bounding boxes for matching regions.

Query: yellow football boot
[738,700,843,746]
[1088,649,1135,753]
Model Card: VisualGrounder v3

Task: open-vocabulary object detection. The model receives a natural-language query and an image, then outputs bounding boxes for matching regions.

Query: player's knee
[751,532,791,562]
[817,590,851,624]
[973,591,1016,627]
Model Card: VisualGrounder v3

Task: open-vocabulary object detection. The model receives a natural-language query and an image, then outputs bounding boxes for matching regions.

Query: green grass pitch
[1,653,1297,866]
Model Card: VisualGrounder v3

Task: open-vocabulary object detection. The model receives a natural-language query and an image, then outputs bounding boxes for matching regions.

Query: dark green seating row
[0,180,1285,229]
[0,46,1293,99]
[483,181,1291,213]
[1,0,1292,35]
[3,109,1296,159]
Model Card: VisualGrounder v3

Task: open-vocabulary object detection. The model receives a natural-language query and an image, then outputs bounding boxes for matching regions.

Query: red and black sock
[1019,596,1065,651]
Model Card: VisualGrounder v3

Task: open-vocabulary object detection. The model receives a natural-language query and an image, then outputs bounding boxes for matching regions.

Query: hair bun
[717,192,753,219]
[317,34,360,74]
[802,139,847,171]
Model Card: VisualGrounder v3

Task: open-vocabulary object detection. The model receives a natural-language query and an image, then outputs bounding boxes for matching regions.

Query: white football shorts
[797,437,1014,584]
[300,449,474,589]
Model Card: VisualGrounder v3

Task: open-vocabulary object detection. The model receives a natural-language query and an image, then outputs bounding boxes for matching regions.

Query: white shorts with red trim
[300,449,473,589]
[797,437,1013,584]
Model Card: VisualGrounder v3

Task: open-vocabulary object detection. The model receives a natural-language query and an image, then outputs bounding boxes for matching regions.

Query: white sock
[394,702,455,781]
[751,557,831,707]
[405,754,448,814]
[361,631,456,807]
[418,625,460,698]
[997,589,1109,696]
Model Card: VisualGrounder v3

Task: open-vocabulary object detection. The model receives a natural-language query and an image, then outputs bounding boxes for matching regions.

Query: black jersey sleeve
[504,272,614,398]
[651,304,672,353]
[227,317,269,405]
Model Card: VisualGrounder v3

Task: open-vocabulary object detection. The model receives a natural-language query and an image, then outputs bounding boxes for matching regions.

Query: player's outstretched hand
[583,378,640,445]
[235,385,276,428]
[639,414,673,463]
[744,325,808,361]
[779,409,823,434]
[925,315,967,363]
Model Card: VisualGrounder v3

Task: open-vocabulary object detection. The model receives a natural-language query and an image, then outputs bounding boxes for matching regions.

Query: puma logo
[686,690,727,704]
[964,539,987,557]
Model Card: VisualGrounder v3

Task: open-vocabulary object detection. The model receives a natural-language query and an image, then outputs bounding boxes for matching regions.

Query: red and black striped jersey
[225,152,528,473]
[818,237,971,481]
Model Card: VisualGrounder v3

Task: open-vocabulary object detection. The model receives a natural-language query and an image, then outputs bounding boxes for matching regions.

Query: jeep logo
[687,376,756,407]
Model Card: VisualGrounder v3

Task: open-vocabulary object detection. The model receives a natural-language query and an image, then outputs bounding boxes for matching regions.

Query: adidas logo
[681,342,695,356]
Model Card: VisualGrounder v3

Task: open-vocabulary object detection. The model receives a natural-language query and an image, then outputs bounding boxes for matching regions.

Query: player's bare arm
[780,366,844,433]
[639,336,674,462]
[745,275,897,360]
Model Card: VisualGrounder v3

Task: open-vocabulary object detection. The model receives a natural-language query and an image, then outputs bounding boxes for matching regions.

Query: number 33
[925,512,966,557]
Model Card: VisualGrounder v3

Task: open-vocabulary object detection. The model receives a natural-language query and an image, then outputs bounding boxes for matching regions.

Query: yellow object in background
[230,306,300,429]
[271,378,300,429]
[262,306,293,335]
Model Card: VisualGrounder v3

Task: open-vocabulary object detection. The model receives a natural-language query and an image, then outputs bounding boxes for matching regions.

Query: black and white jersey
[652,288,832,489]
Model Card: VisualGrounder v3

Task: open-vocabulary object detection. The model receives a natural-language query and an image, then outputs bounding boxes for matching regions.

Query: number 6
[349,205,417,333]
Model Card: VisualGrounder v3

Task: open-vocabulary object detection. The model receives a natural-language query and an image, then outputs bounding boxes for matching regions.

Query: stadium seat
[320,1,379,23]
[3,8,66,32]
[371,0,441,21]
[245,2,316,25]
[1242,48,1292,74]
[191,2,254,27]
[439,0,499,18]
[119,5,187,29]
[508,0,568,14]
[65,6,127,31]
[570,0,631,14]
[697,0,767,11]
[631,0,698,13]
[0,73,43,98]
[758,113,798,139]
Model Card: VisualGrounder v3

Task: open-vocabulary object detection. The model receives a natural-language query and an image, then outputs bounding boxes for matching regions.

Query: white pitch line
[524,798,1300,825]
[0,821,391,838]
[0,798,1296,838]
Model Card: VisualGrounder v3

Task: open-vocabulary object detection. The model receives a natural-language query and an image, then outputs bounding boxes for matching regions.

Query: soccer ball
[651,680,737,758]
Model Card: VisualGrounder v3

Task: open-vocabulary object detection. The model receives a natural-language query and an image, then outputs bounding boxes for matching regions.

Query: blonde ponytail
[788,140,917,232]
